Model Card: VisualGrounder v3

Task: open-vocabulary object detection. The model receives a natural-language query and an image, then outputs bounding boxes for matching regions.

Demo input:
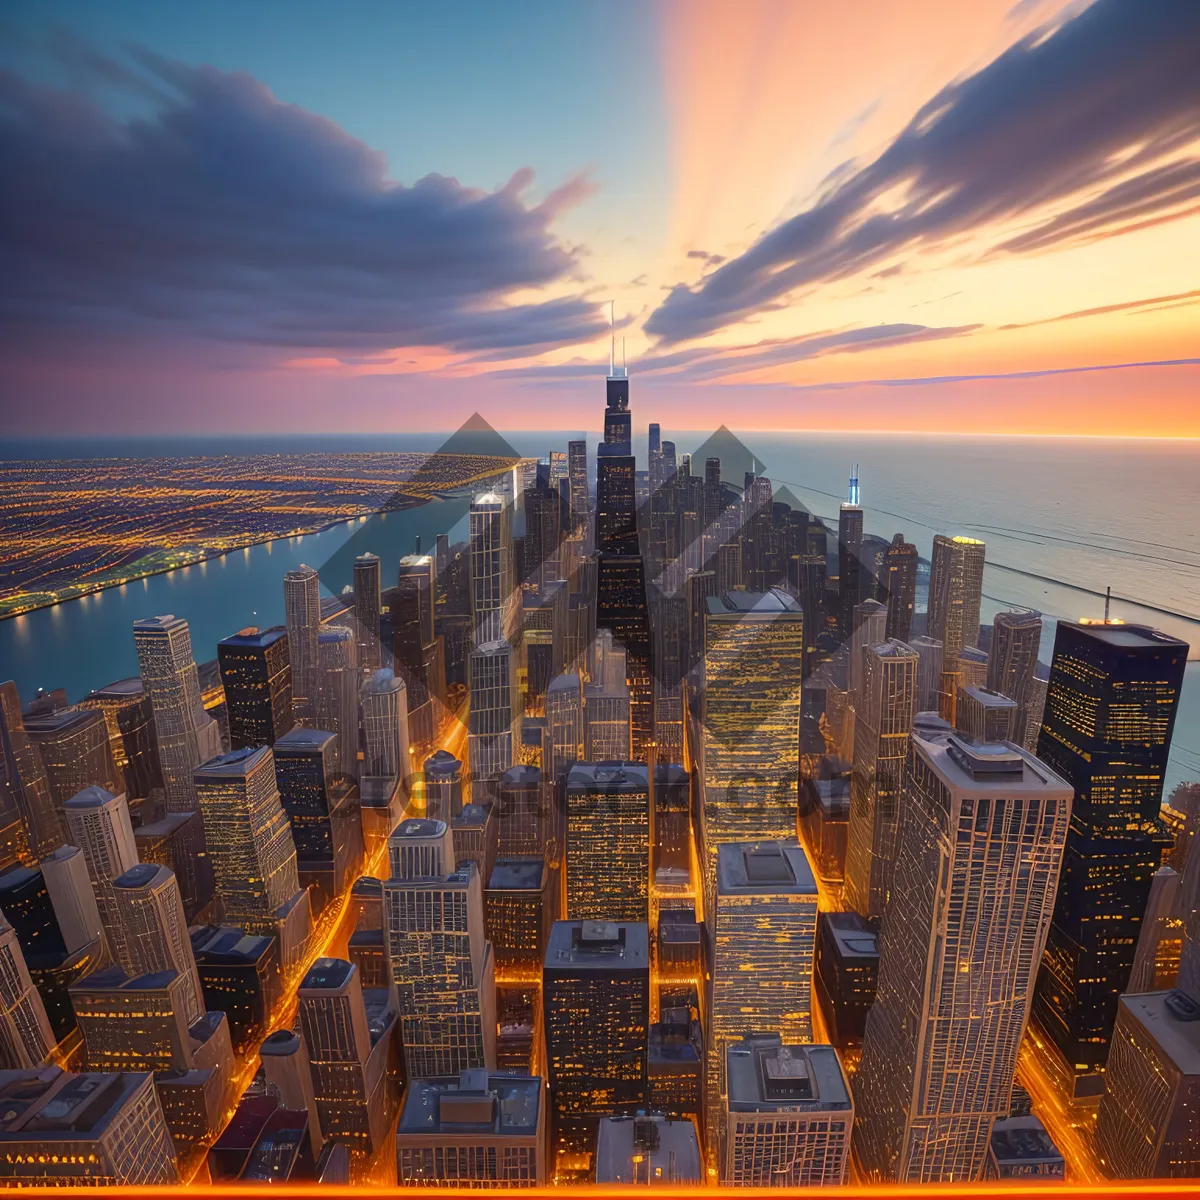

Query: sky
[2,0,1199,437]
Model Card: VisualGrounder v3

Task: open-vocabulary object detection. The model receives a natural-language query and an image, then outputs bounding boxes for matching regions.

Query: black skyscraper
[1030,621,1187,1099]
[217,627,294,750]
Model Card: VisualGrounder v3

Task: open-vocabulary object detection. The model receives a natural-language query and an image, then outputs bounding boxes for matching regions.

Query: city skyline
[3,0,1199,437]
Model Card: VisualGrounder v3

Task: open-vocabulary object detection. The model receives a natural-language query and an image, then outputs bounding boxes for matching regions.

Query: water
[1,431,1198,794]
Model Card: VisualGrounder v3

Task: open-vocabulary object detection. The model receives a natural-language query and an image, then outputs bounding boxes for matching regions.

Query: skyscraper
[353,553,382,677]
[0,681,55,864]
[193,747,311,971]
[23,708,118,832]
[469,493,519,649]
[40,846,103,957]
[109,863,205,1027]
[545,674,583,789]
[360,668,411,786]
[423,749,464,824]
[217,626,294,750]
[927,535,986,708]
[722,1036,852,1187]
[542,920,649,1170]
[955,685,1017,743]
[564,763,649,924]
[62,785,138,958]
[296,957,396,1162]
[837,467,864,637]
[848,597,888,708]
[706,841,819,1164]
[523,483,562,592]
[0,917,55,1067]
[988,609,1043,743]
[1031,621,1188,1099]
[699,589,803,918]
[283,565,322,722]
[909,634,945,714]
[133,615,222,813]
[315,625,360,780]
[467,641,516,799]
[567,438,589,536]
[845,639,919,921]
[880,534,918,643]
[80,678,163,803]
[854,731,1071,1183]
[383,818,496,1079]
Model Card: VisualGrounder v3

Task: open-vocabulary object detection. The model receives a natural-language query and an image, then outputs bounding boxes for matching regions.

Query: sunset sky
[2,0,1198,436]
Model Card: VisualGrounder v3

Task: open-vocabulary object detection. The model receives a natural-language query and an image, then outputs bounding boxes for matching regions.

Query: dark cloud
[646,0,1200,343]
[487,321,976,384]
[0,47,605,355]
[686,249,726,266]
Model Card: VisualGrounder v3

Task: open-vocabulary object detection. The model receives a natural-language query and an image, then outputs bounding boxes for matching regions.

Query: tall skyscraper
[927,535,986,706]
[353,553,382,677]
[0,681,56,864]
[567,438,589,536]
[880,534,918,643]
[132,615,222,813]
[217,626,294,750]
[837,467,864,637]
[62,785,138,958]
[469,493,519,649]
[1031,621,1188,1099]
[524,483,562,592]
[23,709,118,831]
[80,678,163,803]
[722,1036,852,1187]
[955,685,1017,743]
[296,957,396,1161]
[854,731,1071,1183]
[360,669,411,786]
[383,818,496,1079]
[564,763,649,924]
[193,747,311,970]
[315,626,360,779]
[988,609,1043,743]
[845,639,919,921]
[467,641,516,799]
[699,590,803,918]
[109,863,205,1027]
[0,917,55,1067]
[545,674,583,789]
[283,565,322,721]
[706,841,819,1164]
[848,597,888,707]
[543,920,649,1170]
[40,846,103,957]
[583,639,631,762]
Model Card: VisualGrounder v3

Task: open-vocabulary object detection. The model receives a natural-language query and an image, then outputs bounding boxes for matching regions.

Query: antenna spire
[609,300,615,376]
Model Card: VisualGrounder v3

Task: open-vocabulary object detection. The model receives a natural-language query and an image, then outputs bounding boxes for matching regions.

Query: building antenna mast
[609,301,615,376]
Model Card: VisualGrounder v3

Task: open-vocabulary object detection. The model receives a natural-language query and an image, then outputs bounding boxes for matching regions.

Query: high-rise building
[360,668,411,788]
[542,920,649,1169]
[23,708,118,833]
[258,1029,323,1159]
[80,678,163,803]
[470,493,519,649]
[523,484,562,592]
[1,682,62,863]
[845,639,918,921]
[0,1066,179,1186]
[909,634,944,714]
[988,609,1043,744]
[595,1112,702,1186]
[485,858,554,980]
[353,553,382,677]
[193,747,311,971]
[109,863,205,1027]
[722,1035,852,1187]
[133,615,223,813]
[848,597,888,708]
[274,727,363,913]
[880,534,918,642]
[396,1069,547,1187]
[564,762,649,924]
[706,841,819,1162]
[191,924,278,1055]
[854,731,1071,1183]
[699,590,803,918]
[315,625,360,779]
[383,818,496,1078]
[1031,621,1188,1099]
[814,910,879,1049]
[837,468,864,637]
[584,669,631,763]
[927,535,985,677]
[423,749,464,824]
[496,765,548,861]
[217,626,294,750]
[133,810,212,922]
[567,439,589,535]
[545,674,583,789]
[955,685,1017,743]
[296,957,396,1162]
[467,640,516,799]
[283,565,322,721]
[40,846,103,958]
[0,918,55,1067]
[62,785,138,955]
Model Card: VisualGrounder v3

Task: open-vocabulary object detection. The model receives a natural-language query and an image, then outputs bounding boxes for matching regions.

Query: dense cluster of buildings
[0,358,1197,1186]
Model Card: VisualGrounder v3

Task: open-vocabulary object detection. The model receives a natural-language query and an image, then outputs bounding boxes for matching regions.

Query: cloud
[645,0,1200,343]
[1000,289,1200,330]
[0,46,606,356]
[686,249,727,266]
[487,321,976,384]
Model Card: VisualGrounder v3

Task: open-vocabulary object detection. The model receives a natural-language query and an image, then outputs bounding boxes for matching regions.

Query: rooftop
[1119,990,1200,1075]
[499,764,541,786]
[547,672,581,694]
[453,803,491,828]
[218,626,287,650]
[990,1115,1064,1166]
[63,784,119,810]
[359,775,399,806]
[112,862,163,890]
[488,859,546,891]
[191,923,273,963]
[915,731,1073,796]
[726,1038,851,1112]
[1066,621,1188,651]
[424,749,462,775]
[0,1069,144,1137]
[566,761,649,792]
[595,1115,702,1185]
[545,920,649,971]
[392,817,447,841]
[717,840,817,897]
[707,587,800,616]
[398,1070,541,1137]
[300,957,354,992]
[85,677,143,699]
[821,911,879,959]
[362,668,404,695]
[274,726,337,752]
[195,745,270,777]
